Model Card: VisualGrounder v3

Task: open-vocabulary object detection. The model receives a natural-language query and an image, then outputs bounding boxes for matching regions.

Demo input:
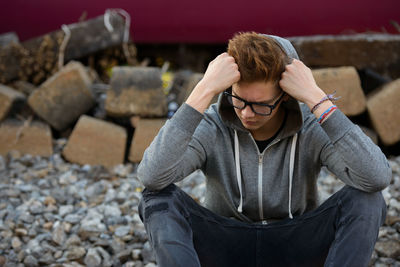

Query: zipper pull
[259,155,263,164]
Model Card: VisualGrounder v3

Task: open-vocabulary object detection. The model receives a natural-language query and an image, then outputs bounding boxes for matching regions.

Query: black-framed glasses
[223,90,285,116]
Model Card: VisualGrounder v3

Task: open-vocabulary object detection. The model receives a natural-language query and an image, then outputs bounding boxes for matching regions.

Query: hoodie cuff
[320,109,354,143]
[169,103,204,135]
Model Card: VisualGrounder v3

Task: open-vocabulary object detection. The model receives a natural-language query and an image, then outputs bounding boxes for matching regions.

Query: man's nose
[241,105,255,118]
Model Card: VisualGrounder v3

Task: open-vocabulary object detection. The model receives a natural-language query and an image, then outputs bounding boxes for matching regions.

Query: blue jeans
[139,184,386,267]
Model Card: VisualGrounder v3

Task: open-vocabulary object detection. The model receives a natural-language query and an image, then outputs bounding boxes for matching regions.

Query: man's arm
[138,53,240,191]
[279,59,391,192]
[186,52,240,113]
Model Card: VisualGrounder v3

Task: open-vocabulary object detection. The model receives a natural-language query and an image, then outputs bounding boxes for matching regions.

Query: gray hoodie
[138,36,392,223]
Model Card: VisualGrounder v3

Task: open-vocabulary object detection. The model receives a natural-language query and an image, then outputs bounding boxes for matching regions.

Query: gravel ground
[0,139,399,266]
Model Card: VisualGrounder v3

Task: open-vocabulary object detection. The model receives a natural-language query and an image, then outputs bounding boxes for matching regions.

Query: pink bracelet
[311,92,340,113]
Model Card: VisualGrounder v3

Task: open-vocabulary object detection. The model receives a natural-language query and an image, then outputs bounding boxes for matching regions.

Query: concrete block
[312,66,366,116]
[367,79,400,145]
[62,115,127,167]
[105,67,167,117]
[28,61,95,131]
[128,119,166,162]
[0,119,53,157]
[0,84,26,121]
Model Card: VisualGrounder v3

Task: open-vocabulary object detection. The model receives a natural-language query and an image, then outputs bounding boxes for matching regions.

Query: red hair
[227,32,290,85]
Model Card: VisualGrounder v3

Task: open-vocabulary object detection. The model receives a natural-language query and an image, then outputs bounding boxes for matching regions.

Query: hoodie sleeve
[319,109,392,192]
[137,103,214,191]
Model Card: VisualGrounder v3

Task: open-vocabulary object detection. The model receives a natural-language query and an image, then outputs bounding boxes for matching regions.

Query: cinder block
[0,119,53,157]
[62,115,127,167]
[28,61,95,130]
[367,79,400,145]
[105,67,167,117]
[0,84,26,121]
[128,119,166,162]
[312,66,366,116]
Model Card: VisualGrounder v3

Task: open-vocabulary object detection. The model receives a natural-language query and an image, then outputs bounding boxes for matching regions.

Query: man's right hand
[186,53,241,114]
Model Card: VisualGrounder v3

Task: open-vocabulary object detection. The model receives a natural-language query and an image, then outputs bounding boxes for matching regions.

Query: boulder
[367,79,400,145]
[0,84,26,121]
[0,119,53,157]
[62,115,127,167]
[312,66,366,116]
[129,119,166,162]
[105,67,167,117]
[28,61,95,131]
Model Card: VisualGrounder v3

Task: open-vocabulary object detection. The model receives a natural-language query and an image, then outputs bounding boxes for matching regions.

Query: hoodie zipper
[249,133,281,221]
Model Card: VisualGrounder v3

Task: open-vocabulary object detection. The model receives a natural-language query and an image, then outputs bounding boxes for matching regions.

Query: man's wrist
[185,81,217,114]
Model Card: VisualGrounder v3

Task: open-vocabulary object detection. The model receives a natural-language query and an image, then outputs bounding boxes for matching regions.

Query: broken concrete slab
[0,12,126,84]
[0,84,26,121]
[128,118,166,162]
[0,119,53,157]
[62,115,127,168]
[367,79,400,146]
[105,67,167,117]
[288,34,400,79]
[312,66,366,116]
[28,61,95,131]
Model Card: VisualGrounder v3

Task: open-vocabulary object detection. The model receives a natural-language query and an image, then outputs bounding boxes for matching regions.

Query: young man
[138,32,391,267]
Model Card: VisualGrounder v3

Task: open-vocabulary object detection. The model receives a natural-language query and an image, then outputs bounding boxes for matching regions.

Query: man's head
[226,32,291,137]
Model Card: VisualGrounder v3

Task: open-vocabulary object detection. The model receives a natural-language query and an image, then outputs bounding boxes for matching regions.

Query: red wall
[0,0,399,43]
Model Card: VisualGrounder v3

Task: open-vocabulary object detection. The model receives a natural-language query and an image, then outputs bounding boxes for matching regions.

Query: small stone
[43,222,53,230]
[54,250,63,259]
[131,249,141,260]
[59,205,74,217]
[115,225,131,237]
[15,228,28,236]
[65,246,86,260]
[116,248,132,262]
[29,200,44,214]
[84,248,102,267]
[11,236,22,249]
[19,212,35,224]
[96,247,112,267]
[64,214,83,224]
[389,198,400,211]
[375,240,400,258]
[104,205,122,217]
[38,252,54,265]
[52,225,66,246]
[0,256,5,266]
[65,234,82,248]
[23,255,39,267]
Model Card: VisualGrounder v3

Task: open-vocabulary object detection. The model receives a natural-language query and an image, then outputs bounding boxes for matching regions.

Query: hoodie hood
[217,34,303,140]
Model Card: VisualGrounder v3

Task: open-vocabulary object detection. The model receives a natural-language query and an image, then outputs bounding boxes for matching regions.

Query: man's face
[231,81,286,133]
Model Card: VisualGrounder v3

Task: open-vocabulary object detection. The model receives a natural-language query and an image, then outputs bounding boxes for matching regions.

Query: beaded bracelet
[311,92,340,113]
[317,105,337,124]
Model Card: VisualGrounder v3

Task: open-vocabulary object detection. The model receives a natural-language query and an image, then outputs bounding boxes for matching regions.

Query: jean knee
[341,186,387,220]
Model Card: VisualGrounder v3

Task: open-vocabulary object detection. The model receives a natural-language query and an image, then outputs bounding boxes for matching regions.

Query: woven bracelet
[317,105,337,124]
[311,92,341,113]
